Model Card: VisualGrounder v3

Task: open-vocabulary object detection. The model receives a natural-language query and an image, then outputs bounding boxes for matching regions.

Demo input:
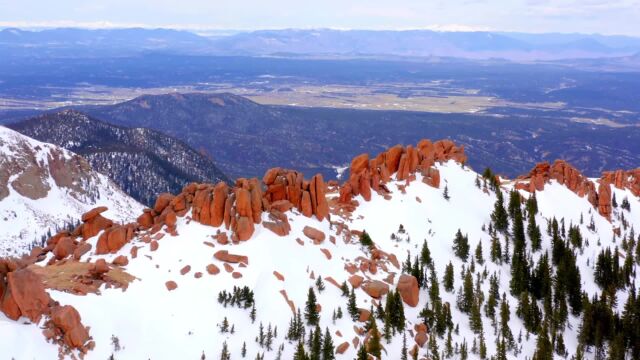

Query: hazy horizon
[1,0,639,37]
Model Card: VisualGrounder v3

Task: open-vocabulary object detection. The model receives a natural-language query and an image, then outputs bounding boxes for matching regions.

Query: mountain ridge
[8,109,231,206]
[1,138,639,359]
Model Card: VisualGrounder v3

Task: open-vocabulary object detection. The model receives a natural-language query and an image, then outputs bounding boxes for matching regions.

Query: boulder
[303,226,326,244]
[235,188,253,218]
[397,274,420,307]
[336,342,350,354]
[211,182,228,227]
[235,216,254,241]
[154,193,174,213]
[165,281,177,291]
[53,237,76,260]
[180,265,191,275]
[81,206,108,222]
[81,214,113,240]
[300,191,313,217]
[206,264,220,275]
[214,250,249,265]
[50,305,89,348]
[362,280,390,299]
[348,275,364,288]
[73,242,92,260]
[137,211,154,229]
[6,269,50,322]
[263,167,280,185]
[112,255,129,266]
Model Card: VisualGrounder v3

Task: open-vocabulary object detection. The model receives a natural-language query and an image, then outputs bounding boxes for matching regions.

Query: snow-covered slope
[0,126,143,256]
[1,141,639,360]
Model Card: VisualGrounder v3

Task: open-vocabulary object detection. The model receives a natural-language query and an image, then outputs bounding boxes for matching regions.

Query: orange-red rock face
[515,160,616,220]
[339,139,466,203]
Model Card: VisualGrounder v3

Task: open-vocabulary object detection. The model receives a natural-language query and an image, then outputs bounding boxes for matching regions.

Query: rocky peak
[339,139,466,205]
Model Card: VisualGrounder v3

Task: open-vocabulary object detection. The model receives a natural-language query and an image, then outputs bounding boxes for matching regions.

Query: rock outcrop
[514,160,614,219]
[339,139,466,203]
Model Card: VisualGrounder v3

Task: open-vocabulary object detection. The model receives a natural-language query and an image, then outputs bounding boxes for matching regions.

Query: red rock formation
[214,250,249,265]
[165,281,177,291]
[303,226,326,244]
[362,280,390,299]
[515,160,613,219]
[336,342,350,354]
[206,264,220,275]
[397,274,420,307]
[339,139,466,203]
[4,269,50,322]
[50,305,90,349]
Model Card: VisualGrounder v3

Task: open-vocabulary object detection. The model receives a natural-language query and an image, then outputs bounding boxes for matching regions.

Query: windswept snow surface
[1,161,638,359]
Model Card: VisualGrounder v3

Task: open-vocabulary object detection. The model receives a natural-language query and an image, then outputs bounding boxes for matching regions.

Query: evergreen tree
[509,208,529,296]
[453,229,470,261]
[321,328,335,360]
[241,342,247,358]
[475,241,484,265]
[490,234,502,264]
[315,277,325,293]
[443,184,450,200]
[401,333,409,360]
[360,231,374,248]
[527,210,542,252]
[367,317,382,359]
[429,267,441,304]
[457,269,474,313]
[420,239,432,267]
[491,190,509,232]
[347,287,359,321]
[310,325,322,360]
[293,340,308,360]
[443,261,455,292]
[305,287,320,326]
[219,341,231,360]
[356,345,367,360]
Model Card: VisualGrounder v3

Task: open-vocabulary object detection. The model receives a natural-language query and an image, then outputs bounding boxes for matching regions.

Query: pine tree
[356,345,367,360]
[367,317,382,359]
[360,230,374,248]
[401,332,408,360]
[453,229,470,261]
[429,267,440,304]
[475,241,484,265]
[294,340,308,360]
[443,184,450,200]
[241,342,247,358]
[315,277,325,292]
[348,287,359,321]
[490,234,502,264]
[457,269,474,313]
[491,190,509,232]
[527,210,542,251]
[443,262,454,292]
[321,328,335,360]
[310,325,322,360]
[340,282,349,297]
[420,239,432,267]
[305,287,320,326]
[470,298,483,334]
[219,341,231,360]
[509,208,529,296]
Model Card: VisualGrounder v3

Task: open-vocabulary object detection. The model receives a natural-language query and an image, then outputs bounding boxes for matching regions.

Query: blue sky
[1,0,639,36]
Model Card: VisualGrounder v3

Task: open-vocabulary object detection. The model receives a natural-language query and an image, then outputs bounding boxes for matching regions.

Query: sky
[1,0,640,36]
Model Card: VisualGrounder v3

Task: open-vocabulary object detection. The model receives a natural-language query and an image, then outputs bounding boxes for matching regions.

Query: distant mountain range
[2,27,640,61]
[71,92,640,180]
[8,110,230,206]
